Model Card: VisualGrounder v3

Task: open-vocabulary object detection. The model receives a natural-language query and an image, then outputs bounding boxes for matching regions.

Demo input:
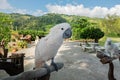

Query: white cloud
[90,6,109,17]
[109,5,120,15]
[0,0,31,15]
[11,8,29,14]
[12,9,47,16]
[46,4,120,18]
[32,10,46,16]
[0,0,45,16]
[1,0,120,18]
[0,0,13,9]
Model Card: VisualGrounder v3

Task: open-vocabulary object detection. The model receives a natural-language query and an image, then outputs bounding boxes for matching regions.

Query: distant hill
[1,12,120,37]
[10,13,68,31]
[10,13,100,31]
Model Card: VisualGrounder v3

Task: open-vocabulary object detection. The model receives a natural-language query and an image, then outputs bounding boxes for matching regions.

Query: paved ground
[0,41,120,80]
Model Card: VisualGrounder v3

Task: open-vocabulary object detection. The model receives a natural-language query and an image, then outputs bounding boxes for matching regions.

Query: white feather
[104,38,120,57]
[35,23,71,68]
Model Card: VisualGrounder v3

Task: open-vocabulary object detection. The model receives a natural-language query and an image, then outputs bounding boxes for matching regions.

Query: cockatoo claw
[51,62,58,71]
[51,58,58,71]
[44,66,51,74]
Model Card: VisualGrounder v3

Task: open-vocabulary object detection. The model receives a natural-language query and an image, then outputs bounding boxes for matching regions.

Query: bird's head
[50,23,72,39]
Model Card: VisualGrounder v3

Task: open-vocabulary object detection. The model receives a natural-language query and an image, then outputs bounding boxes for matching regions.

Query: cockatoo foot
[51,62,58,71]
[44,66,51,74]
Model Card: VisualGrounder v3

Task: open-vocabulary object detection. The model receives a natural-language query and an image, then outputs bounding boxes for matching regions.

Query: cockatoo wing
[35,36,63,61]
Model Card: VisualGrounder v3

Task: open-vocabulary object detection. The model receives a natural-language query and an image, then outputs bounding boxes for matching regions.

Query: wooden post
[108,62,116,80]
[96,51,117,80]
[3,49,8,61]
[0,53,25,76]
[3,49,8,58]
[1,63,64,80]
[0,40,8,59]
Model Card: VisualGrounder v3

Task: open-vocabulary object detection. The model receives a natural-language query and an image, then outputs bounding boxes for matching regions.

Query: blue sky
[1,0,120,17]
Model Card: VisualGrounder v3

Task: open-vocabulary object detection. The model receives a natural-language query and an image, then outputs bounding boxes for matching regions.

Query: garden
[0,13,120,80]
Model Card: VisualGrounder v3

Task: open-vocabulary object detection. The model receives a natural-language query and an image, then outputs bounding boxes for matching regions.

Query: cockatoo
[104,38,120,58]
[35,23,72,71]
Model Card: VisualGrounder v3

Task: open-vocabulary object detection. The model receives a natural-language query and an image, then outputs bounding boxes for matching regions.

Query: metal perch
[1,63,64,80]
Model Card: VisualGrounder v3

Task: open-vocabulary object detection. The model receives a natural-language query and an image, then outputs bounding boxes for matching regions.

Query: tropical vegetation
[1,12,120,47]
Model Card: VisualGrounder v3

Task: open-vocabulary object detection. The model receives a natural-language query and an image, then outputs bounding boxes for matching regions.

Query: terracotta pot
[12,48,18,52]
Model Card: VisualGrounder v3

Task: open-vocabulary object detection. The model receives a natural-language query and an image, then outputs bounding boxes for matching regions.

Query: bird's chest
[107,46,112,50]
[41,38,63,59]
[48,39,63,52]
[35,37,63,61]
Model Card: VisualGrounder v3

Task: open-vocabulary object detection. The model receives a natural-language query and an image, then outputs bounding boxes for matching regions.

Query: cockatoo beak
[63,28,72,39]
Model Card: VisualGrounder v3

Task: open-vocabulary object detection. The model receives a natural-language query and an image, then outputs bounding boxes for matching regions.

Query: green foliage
[71,18,91,40]
[17,41,27,48]
[72,28,81,40]
[80,27,104,42]
[10,13,67,31]
[1,12,120,42]
[39,13,67,25]
[71,18,90,28]
[102,15,120,37]
[0,13,12,46]
[18,30,47,41]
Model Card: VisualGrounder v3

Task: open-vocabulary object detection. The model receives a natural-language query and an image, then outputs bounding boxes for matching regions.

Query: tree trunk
[108,62,116,80]
[94,39,98,43]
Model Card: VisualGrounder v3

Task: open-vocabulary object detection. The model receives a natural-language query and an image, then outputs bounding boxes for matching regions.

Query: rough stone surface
[0,41,120,80]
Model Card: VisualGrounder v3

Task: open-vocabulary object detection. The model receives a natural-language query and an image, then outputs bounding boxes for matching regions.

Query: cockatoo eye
[61,28,64,30]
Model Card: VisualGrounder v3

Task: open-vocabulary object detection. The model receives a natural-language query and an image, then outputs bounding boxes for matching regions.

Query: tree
[72,28,81,40]
[71,18,90,28]
[0,13,12,46]
[80,27,104,43]
[71,18,90,40]
[102,14,120,37]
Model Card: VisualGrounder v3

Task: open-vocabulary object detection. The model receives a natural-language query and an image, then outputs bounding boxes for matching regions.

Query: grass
[99,36,120,46]
[110,37,120,42]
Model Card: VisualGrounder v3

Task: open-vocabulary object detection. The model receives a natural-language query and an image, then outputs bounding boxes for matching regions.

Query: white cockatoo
[35,23,72,70]
[104,38,120,58]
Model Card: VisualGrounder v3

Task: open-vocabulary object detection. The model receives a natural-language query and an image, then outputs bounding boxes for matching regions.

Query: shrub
[17,41,27,48]
[72,28,81,40]
[0,13,12,46]
[80,27,104,42]
[18,30,47,41]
